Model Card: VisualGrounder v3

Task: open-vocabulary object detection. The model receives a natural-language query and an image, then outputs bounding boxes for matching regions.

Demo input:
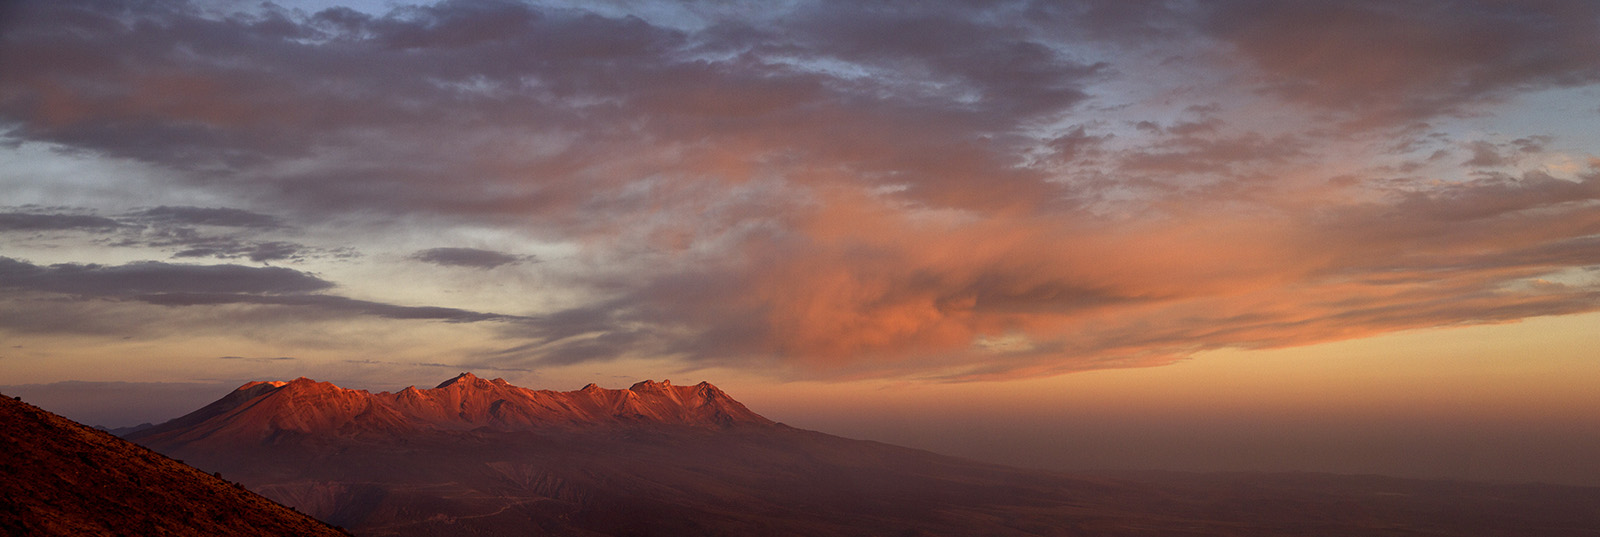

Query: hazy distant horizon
[11,314,1598,487]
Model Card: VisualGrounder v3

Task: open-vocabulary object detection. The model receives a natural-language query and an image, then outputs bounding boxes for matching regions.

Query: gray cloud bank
[0,257,332,295]
[411,247,527,269]
[2,205,319,262]
[0,257,522,335]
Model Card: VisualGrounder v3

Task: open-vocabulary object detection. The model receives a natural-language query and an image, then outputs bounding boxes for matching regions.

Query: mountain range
[130,373,768,448]
[125,374,1600,537]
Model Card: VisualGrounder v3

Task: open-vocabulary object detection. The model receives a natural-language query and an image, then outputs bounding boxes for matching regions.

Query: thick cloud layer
[1,0,1597,381]
[411,247,525,269]
[0,212,123,232]
[0,257,334,295]
[1203,0,1600,124]
[0,257,519,335]
[1,206,321,262]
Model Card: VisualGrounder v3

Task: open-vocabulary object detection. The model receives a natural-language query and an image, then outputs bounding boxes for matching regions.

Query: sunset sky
[2,0,1598,485]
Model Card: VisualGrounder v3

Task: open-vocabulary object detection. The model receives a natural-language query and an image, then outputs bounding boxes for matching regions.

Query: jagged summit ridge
[128,374,774,447]
[434,371,502,389]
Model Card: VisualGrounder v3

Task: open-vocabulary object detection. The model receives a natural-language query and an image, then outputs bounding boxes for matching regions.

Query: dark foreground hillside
[0,392,348,537]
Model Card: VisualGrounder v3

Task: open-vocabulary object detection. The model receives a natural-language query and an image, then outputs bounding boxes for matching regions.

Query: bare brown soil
[0,392,348,537]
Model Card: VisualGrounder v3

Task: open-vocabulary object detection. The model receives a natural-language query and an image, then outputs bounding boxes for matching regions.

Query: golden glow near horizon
[739,312,1600,418]
[737,313,1600,484]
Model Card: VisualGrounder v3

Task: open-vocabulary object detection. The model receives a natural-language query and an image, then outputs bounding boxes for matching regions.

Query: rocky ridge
[128,373,772,447]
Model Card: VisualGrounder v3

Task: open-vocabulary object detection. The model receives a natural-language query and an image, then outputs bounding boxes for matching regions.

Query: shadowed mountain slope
[0,392,348,537]
[127,375,1600,537]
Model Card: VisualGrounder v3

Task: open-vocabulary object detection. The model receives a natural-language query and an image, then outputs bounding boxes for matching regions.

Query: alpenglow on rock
[127,373,773,447]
